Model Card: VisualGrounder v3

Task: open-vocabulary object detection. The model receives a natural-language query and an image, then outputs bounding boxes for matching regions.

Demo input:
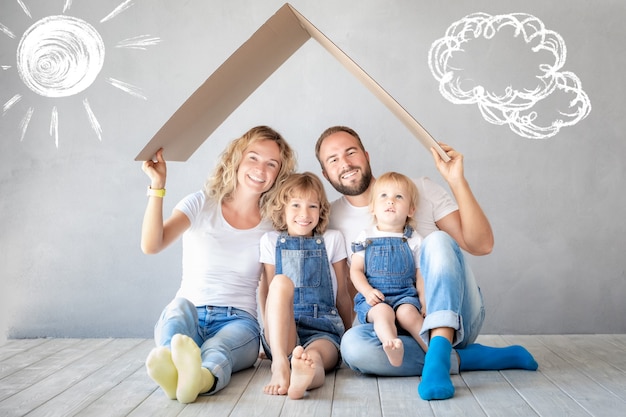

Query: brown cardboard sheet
[135,3,447,162]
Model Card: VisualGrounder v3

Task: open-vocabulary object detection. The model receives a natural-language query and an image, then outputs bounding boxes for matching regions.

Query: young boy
[259,172,352,399]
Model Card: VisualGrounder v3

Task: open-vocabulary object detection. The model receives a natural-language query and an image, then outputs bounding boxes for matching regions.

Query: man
[315,126,537,400]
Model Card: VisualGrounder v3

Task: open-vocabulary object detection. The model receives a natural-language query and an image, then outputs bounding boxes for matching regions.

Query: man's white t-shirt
[259,229,347,302]
[328,176,458,262]
[174,191,272,317]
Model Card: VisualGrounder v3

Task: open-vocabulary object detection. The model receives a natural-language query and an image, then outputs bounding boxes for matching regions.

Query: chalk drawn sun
[1,0,160,147]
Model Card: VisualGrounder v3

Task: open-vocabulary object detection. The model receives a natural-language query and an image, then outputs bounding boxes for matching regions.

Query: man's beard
[329,165,372,196]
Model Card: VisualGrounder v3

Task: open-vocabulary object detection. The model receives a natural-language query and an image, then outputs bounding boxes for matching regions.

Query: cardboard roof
[135,3,447,162]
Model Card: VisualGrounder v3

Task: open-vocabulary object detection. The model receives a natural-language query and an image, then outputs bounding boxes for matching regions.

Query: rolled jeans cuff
[420,310,463,347]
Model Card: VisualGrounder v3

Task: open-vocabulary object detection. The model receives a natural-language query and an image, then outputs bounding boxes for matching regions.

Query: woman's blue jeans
[154,297,260,393]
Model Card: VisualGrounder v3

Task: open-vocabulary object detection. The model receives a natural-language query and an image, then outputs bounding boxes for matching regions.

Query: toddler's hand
[366,289,385,306]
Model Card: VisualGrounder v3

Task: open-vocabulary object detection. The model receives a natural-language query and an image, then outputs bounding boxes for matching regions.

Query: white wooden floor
[1,334,625,417]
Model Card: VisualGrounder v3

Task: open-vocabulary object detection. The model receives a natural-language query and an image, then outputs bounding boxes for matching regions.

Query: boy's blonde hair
[267,172,330,235]
[203,126,296,209]
[370,171,419,229]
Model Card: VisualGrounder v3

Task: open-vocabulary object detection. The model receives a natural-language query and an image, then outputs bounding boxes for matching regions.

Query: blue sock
[418,336,455,401]
[457,343,538,371]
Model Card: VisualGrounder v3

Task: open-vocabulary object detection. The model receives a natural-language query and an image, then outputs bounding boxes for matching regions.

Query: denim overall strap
[403,225,414,239]
[351,239,368,253]
[275,233,335,319]
[351,225,414,253]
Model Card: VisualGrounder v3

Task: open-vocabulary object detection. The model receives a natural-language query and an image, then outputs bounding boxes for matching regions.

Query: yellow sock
[171,334,215,403]
[145,347,178,400]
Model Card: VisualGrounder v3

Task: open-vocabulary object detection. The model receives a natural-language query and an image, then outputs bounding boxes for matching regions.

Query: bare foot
[264,355,290,395]
[171,334,215,404]
[383,338,404,367]
[288,346,316,400]
[145,346,178,400]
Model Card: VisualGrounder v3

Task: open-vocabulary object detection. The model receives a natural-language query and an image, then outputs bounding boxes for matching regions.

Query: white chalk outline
[16,15,106,98]
[83,98,102,141]
[101,0,135,24]
[1,0,161,147]
[106,77,147,101]
[20,107,34,142]
[116,35,162,50]
[50,106,59,148]
[428,12,591,139]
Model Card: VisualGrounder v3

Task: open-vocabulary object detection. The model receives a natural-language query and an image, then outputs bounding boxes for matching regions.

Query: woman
[141,126,296,403]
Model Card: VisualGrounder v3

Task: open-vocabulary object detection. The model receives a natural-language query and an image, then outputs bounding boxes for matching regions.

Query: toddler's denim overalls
[352,225,422,324]
[270,233,345,352]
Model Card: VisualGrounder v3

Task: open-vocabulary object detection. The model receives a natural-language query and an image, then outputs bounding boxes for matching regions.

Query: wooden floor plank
[508,335,624,416]
[377,376,434,417]
[460,370,539,416]
[537,335,626,404]
[177,360,262,417]
[0,339,114,403]
[70,360,159,417]
[26,339,153,417]
[278,360,335,417]
[0,339,137,416]
[332,367,382,417]
[125,388,186,417]
[570,334,626,372]
[124,350,262,417]
[0,339,79,380]
[0,338,51,363]
[0,339,51,368]
[229,358,287,417]
[427,374,488,417]
[0,336,624,417]
[485,335,592,417]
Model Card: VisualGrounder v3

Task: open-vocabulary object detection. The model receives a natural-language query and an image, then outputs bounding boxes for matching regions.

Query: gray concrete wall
[1,0,624,340]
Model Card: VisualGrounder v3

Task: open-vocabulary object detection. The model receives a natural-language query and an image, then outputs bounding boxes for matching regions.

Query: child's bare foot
[264,355,290,396]
[383,338,404,367]
[171,334,215,403]
[288,346,316,400]
[146,346,178,400]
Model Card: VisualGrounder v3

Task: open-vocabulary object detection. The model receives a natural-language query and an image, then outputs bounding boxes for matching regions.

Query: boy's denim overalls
[265,232,345,355]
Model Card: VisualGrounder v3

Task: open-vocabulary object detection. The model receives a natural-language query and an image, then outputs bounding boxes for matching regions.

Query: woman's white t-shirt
[174,191,273,317]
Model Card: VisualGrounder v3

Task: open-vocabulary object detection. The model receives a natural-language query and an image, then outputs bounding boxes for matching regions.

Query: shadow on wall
[0,278,18,344]
[0,297,8,345]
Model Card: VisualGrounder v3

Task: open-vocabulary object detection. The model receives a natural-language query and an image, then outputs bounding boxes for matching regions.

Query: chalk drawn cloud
[428,12,591,139]
[1,0,161,147]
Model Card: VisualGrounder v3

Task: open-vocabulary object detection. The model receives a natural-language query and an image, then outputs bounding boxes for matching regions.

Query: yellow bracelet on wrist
[147,186,166,198]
